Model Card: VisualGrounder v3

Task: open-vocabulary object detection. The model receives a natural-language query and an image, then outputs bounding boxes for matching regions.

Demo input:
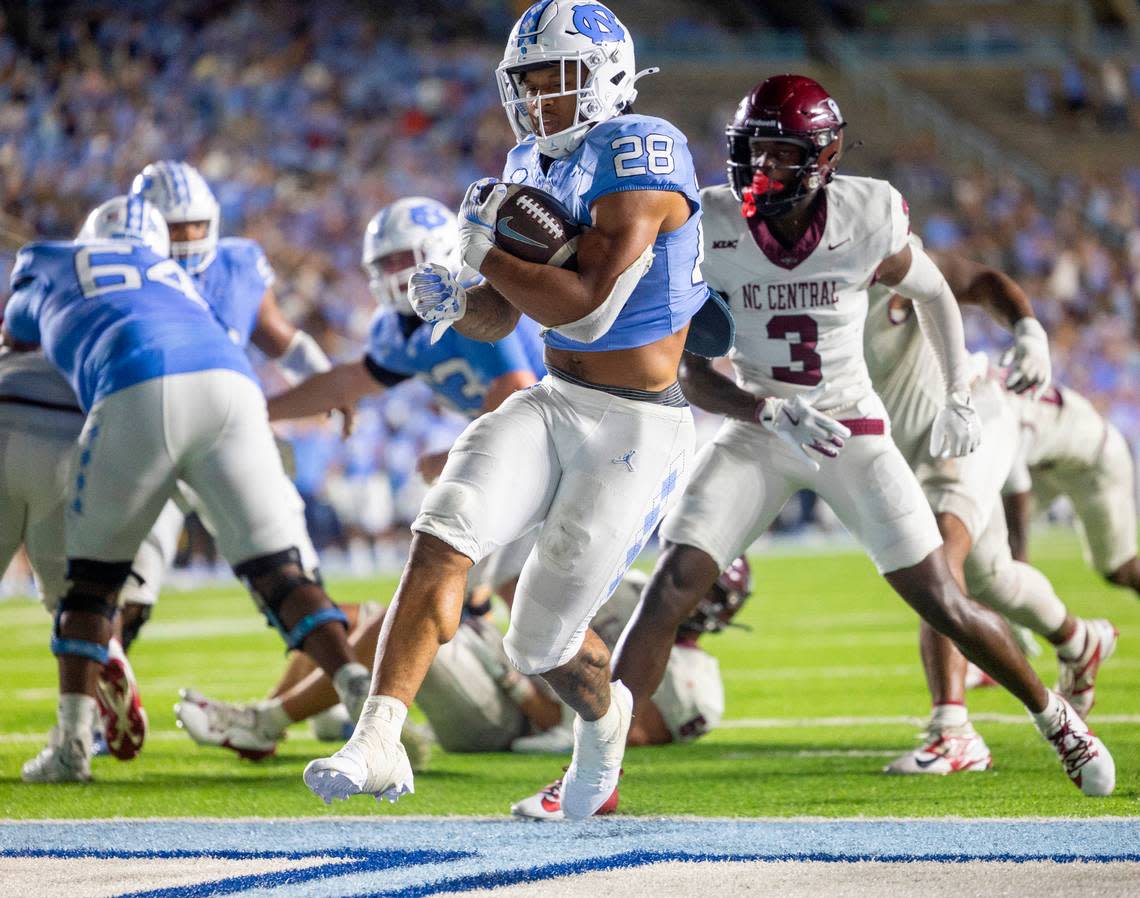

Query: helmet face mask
[726,75,845,219]
[131,161,220,274]
[362,198,459,314]
[497,1,649,159]
[679,555,753,637]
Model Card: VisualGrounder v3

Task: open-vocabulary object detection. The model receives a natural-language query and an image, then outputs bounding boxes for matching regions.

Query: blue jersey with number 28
[501,114,708,352]
[4,241,254,410]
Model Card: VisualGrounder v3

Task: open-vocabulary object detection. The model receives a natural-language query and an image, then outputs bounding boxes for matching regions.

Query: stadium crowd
[0,0,1137,561]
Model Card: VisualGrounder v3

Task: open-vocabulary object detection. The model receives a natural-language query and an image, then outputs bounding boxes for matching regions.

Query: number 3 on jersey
[612,134,675,177]
[769,314,822,385]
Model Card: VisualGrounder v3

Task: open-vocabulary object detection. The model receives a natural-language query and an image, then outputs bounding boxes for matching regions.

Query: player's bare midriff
[545,326,690,393]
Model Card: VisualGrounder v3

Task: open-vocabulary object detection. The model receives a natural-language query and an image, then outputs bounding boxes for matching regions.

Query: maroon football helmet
[726,74,845,218]
[680,555,753,636]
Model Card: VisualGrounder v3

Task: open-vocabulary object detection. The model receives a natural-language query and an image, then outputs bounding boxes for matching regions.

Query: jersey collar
[746,191,828,270]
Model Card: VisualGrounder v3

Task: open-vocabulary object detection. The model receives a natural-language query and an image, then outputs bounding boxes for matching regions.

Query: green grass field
[1,529,1137,819]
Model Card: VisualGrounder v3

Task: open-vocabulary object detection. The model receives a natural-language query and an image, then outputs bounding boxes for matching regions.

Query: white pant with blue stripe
[414,374,693,675]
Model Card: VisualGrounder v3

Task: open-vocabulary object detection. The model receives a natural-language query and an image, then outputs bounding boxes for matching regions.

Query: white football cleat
[561,681,632,820]
[174,689,280,760]
[883,722,993,775]
[511,775,619,821]
[400,720,434,773]
[94,638,148,761]
[21,727,93,783]
[303,724,414,805]
[1056,618,1118,720]
[1039,694,1115,797]
[310,704,354,742]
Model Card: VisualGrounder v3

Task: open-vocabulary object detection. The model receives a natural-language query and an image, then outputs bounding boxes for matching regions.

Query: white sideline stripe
[719,713,1140,729]
[0,730,189,745]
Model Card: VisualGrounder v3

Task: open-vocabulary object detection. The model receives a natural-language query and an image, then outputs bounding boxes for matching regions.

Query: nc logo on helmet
[409,205,448,229]
[571,3,625,43]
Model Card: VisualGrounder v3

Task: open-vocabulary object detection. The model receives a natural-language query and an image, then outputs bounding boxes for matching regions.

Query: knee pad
[66,558,134,589]
[52,592,116,664]
[234,547,347,650]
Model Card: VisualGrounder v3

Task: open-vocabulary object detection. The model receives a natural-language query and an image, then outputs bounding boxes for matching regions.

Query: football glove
[930,390,982,458]
[1000,317,1051,396]
[408,262,466,345]
[458,177,508,273]
[754,382,852,471]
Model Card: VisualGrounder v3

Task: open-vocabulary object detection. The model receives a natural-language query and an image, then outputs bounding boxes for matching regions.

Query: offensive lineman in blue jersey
[306,2,709,818]
[2,197,372,782]
[118,161,336,640]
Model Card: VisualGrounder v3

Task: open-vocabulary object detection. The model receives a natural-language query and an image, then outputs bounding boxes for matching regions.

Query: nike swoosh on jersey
[497,217,548,250]
[827,238,851,250]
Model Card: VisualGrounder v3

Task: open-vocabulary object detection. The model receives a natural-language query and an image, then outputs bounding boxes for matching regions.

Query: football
[486,183,582,270]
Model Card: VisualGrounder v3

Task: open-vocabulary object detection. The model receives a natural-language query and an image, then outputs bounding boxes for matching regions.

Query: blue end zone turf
[2,818,1139,897]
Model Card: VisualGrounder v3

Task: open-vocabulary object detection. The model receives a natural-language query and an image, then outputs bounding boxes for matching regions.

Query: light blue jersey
[4,241,255,410]
[502,114,708,352]
[363,311,546,418]
[192,237,274,347]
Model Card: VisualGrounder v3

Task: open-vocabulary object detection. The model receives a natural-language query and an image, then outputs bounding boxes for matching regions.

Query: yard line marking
[719,713,1140,729]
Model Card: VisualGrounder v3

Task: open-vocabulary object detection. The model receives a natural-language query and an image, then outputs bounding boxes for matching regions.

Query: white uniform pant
[414,374,694,675]
[67,371,312,572]
[1033,424,1137,575]
[0,417,79,602]
[662,407,941,575]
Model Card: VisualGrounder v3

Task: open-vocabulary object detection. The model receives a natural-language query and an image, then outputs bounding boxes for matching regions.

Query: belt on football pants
[837,418,885,436]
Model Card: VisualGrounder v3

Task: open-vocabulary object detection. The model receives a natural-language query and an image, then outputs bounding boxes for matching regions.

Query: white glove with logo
[1000,317,1051,396]
[754,382,852,472]
[459,177,508,273]
[408,262,466,345]
[930,390,982,458]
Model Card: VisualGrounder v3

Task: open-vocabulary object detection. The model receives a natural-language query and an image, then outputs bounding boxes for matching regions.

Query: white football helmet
[497,1,654,158]
[130,160,220,274]
[362,198,460,312]
[77,195,170,258]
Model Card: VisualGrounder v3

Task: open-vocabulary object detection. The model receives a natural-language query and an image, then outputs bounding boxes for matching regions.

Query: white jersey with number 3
[700,176,910,412]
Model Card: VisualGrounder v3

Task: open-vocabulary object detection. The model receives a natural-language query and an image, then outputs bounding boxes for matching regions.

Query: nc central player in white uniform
[864,245,1117,774]
[305,1,710,818]
[1004,383,1140,596]
[2,197,371,783]
[611,75,1115,797]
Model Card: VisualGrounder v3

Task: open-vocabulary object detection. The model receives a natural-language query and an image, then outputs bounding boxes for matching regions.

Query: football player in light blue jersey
[306,2,710,818]
[266,197,545,467]
[3,197,371,783]
[122,160,336,644]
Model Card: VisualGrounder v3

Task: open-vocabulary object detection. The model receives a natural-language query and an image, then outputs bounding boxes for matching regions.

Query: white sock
[930,703,968,730]
[1030,690,1064,735]
[355,695,408,740]
[59,693,97,737]
[579,680,628,739]
[256,699,292,737]
[1055,619,1088,661]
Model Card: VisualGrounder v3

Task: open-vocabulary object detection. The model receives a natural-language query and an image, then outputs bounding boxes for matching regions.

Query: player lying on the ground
[304,1,719,817]
[863,241,1116,774]
[174,561,746,791]
[3,197,371,783]
[1003,382,1139,598]
[608,74,1114,799]
[510,559,750,820]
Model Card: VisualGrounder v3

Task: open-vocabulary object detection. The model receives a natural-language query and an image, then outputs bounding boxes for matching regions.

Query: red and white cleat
[511,775,619,821]
[174,689,279,760]
[1056,619,1118,720]
[964,662,998,690]
[94,638,148,761]
[883,723,993,775]
[1040,695,1115,797]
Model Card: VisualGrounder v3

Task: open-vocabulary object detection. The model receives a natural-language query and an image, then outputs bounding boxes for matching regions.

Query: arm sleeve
[891,242,972,396]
